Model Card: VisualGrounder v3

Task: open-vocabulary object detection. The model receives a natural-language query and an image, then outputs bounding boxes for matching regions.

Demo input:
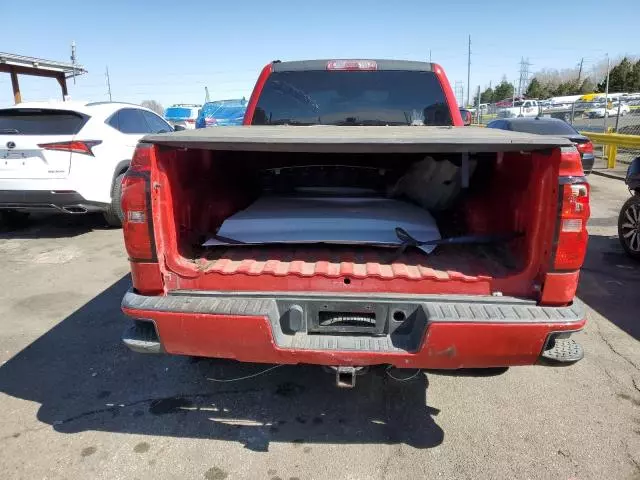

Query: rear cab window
[0,109,88,135]
[252,65,452,126]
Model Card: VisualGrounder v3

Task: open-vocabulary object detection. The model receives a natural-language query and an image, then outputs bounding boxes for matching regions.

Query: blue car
[195,99,248,128]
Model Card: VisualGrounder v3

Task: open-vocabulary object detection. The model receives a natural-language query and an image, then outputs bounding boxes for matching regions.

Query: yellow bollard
[607,144,618,169]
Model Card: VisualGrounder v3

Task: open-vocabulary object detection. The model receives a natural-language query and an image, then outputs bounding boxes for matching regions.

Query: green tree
[598,57,634,92]
[628,60,640,91]
[579,78,596,94]
[493,80,514,102]
[480,87,494,103]
[473,87,495,105]
[551,80,580,96]
[525,78,547,99]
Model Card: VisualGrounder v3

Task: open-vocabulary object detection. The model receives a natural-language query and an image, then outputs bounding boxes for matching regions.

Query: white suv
[0,101,172,226]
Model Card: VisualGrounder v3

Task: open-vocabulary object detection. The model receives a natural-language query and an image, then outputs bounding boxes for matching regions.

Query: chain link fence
[471,97,640,166]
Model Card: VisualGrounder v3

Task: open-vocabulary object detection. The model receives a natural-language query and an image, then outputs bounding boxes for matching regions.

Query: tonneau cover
[143,125,572,153]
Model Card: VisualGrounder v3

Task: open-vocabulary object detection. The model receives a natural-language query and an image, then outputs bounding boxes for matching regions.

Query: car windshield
[509,120,579,135]
[252,70,452,126]
[201,102,246,119]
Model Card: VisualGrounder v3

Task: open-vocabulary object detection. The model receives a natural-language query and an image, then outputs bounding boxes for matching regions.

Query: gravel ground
[0,173,638,480]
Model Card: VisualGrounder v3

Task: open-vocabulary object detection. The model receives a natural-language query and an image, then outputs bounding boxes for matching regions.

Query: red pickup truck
[120,60,589,387]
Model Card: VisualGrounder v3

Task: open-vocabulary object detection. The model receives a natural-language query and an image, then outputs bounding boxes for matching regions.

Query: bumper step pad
[540,337,584,364]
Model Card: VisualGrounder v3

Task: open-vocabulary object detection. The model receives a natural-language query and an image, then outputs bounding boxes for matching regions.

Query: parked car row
[164,104,201,129]
[163,98,247,130]
[584,102,631,118]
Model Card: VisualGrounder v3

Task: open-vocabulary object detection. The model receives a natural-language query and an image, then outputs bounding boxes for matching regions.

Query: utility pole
[105,66,112,101]
[466,35,471,106]
[604,54,611,132]
[577,57,584,83]
[70,41,77,85]
[429,50,432,63]
[204,86,210,103]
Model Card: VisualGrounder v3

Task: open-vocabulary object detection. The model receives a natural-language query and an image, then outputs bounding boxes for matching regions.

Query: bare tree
[141,100,164,116]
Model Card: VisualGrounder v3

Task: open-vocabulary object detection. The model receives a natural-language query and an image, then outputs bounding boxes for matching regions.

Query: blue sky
[1,0,638,108]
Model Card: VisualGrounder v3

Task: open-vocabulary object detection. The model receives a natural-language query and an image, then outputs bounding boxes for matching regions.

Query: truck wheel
[104,173,125,228]
[618,196,640,261]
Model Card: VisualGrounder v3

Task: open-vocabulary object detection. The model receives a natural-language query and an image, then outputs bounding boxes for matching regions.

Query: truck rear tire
[104,173,125,228]
[618,195,640,261]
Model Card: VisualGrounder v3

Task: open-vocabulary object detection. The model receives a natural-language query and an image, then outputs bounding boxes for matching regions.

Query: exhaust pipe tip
[61,206,88,214]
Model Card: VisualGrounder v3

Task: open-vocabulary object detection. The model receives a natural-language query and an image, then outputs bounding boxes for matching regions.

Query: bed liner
[143,125,572,153]
[190,244,514,281]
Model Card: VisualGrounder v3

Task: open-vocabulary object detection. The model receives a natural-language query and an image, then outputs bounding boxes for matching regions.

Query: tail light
[205,117,217,126]
[553,147,590,271]
[121,144,155,261]
[39,140,102,156]
[554,181,590,270]
[185,119,195,124]
[575,141,594,155]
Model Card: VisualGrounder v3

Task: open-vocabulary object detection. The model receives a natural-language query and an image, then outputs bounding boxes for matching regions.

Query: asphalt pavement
[0,174,639,480]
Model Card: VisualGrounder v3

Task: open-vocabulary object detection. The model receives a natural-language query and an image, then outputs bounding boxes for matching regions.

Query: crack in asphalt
[623,441,640,476]
[0,424,50,442]
[594,318,640,372]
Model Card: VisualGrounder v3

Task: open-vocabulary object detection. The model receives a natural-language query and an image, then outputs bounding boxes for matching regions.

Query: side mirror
[173,125,186,132]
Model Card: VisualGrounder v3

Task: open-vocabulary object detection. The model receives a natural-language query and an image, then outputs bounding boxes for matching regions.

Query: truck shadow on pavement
[0,276,444,451]
[578,234,640,341]
[0,212,110,239]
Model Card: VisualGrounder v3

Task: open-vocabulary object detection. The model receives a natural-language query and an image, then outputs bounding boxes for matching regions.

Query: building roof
[0,52,87,77]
